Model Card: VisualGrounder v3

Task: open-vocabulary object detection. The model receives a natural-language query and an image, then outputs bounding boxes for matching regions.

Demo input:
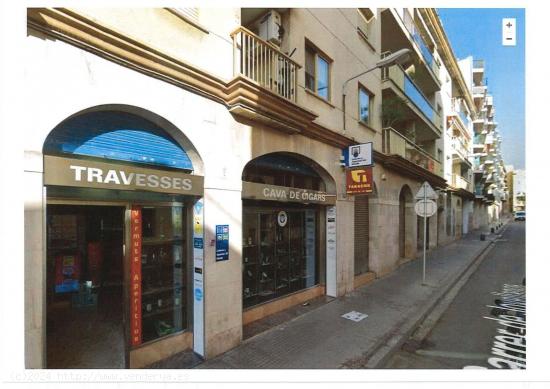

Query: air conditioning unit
[255,10,282,46]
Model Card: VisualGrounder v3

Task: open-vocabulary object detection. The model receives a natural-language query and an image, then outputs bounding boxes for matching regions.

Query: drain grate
[341,311,368,322]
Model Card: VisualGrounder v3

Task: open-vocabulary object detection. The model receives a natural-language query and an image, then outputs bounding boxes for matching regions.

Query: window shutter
[354,195,370,276]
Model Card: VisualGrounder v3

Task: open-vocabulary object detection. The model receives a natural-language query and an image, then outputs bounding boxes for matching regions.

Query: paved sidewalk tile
[196,228,496,369]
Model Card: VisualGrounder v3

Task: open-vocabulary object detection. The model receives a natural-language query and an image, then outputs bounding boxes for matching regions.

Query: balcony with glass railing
[473,59,485,70]
[400,10,440,78]
[382,65,441,134]
[231,26,300,102]
[474,183,484,197]
[382,127,442,176]
[451,98,471,132]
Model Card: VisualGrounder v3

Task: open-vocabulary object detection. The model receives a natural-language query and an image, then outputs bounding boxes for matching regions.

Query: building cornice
[419,8,477,117]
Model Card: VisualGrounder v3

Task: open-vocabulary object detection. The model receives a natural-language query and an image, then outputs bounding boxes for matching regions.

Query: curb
[362,222,508,368]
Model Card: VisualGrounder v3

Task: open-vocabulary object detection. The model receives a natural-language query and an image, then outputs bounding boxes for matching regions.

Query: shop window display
[243,209,318,308]
[140,206,187,343]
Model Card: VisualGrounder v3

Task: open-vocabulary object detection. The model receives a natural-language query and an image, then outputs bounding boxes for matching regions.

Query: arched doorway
[240,152,336,318]
[398,185,414,259]
[42,108,204,368]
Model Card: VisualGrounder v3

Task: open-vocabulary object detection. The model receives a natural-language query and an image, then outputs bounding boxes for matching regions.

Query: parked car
[514,211,526,221]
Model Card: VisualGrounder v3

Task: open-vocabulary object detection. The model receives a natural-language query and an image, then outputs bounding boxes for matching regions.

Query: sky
[437,8,525,170]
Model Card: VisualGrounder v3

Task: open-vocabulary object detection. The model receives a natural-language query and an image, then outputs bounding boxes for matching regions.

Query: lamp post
[342,48,411,132]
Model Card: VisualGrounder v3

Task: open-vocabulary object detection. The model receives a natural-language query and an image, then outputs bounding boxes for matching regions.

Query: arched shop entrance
[240,153,336,323]
[42,108,204,368]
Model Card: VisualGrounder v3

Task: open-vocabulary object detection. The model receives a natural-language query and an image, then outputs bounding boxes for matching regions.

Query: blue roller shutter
[43,111,193,171]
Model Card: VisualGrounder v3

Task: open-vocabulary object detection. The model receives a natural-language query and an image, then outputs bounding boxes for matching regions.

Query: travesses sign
[44,155,204,195]
[242,181,336,205]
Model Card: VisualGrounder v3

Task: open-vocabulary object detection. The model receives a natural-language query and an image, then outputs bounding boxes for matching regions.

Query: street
[383,220,526,369]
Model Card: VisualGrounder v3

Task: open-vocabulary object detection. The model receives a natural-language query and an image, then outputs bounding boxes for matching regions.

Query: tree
[381,95,412,129]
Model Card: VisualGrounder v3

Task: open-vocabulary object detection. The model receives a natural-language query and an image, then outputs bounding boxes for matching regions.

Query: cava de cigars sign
[242,181,336,205]
[44,155,203,195]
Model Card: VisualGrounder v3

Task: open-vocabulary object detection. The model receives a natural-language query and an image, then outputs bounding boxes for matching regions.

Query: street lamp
[342,48,411,132]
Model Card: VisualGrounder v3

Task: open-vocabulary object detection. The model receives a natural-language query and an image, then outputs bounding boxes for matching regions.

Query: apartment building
[469,58,507,225]
[512,169,526,211]
[24,7,497,369]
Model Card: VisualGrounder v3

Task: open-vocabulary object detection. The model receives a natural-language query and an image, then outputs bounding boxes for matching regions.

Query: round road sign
[415,199,437,217]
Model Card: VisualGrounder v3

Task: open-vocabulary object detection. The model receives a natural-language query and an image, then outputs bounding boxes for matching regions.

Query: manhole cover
[341,311,368,322]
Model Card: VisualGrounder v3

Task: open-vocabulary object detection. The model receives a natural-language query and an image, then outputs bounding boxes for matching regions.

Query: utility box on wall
[255,10,282,46]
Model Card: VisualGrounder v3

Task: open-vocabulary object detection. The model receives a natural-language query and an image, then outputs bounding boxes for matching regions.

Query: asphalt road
[383,221,526,369]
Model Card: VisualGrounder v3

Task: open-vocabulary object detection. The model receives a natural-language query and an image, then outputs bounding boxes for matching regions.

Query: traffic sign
[416,181,438,200]
[415,199,437,217]
[344,143,373,167]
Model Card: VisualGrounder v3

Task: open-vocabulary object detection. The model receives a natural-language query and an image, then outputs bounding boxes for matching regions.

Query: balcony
[231,27,299,101]
[473,59,484,86]
[227,26,317,134]
[382,127,442,176]
[474,59,485,70]
[400,10,440,78]
[452,174,473,192]
[382,65,441,135]
[381,9,440,93]
[473,85,487,97]
[451,136,470,163]
[474,183,485,198]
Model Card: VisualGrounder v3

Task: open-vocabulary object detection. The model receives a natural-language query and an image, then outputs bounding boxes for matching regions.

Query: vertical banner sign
[326,206,337,297]
[215,225,230,261]
[130,207,142,346]
[193,199,205,357]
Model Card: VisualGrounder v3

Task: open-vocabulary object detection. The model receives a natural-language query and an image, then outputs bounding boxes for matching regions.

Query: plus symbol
[506,22,513,28]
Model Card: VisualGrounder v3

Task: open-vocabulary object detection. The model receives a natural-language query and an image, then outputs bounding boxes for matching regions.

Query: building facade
[25,7,500,369]
[466,58,507,227]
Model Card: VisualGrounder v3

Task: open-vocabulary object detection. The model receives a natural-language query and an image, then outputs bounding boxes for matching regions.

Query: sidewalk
[194,222,506,369]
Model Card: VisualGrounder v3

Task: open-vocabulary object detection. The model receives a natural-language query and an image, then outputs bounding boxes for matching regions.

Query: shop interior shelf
[141,285,181,296]
[142,306,176,319]
[142,238,184,245]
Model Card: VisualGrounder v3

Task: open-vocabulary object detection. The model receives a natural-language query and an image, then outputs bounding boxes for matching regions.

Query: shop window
[140,205,187,343]
[358,86,374,125]
[242,153,326,309]
[243,209,318,308]
[305,42,331,101]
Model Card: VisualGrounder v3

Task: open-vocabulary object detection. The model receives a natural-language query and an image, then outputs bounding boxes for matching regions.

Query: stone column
[202,187,243,359]
[24,153,46,368]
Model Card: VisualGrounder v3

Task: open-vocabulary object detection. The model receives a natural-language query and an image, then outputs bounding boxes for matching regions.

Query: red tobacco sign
[346,167,373,194]
[130,207,142,346]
